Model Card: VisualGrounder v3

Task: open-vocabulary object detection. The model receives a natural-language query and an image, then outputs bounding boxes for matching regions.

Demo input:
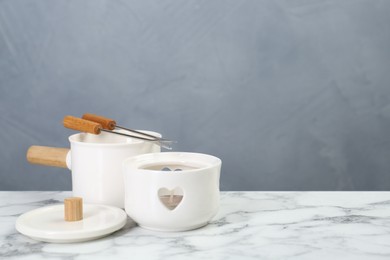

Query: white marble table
[1,192,390,259]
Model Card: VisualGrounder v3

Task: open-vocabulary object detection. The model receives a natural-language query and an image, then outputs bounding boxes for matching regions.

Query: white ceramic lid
[15,204,127,243]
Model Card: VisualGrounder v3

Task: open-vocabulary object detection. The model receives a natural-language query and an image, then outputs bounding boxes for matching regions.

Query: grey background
[1,0,390,191]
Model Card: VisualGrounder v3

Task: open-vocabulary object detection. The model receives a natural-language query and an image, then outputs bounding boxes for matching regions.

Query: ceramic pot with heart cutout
[122,152,221,231]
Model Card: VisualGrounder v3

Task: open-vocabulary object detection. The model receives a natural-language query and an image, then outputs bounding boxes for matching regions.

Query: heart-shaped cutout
[158,187,183,210]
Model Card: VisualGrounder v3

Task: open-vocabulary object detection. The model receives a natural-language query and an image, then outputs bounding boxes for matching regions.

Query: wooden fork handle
[82,113,116,130]
[63,115,101,134]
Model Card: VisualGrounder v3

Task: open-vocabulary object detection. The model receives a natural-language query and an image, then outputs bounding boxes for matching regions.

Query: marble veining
[1,192,390,259]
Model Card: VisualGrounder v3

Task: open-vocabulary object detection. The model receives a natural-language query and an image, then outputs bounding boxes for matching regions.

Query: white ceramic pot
[123,152,222,231]
[27,131,161,208]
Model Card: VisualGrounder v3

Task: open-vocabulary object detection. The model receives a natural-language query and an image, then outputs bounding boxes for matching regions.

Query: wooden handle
[27,146,69,168]
[63,115,101,134]
[82,113,116,130]
[64,197,83,221]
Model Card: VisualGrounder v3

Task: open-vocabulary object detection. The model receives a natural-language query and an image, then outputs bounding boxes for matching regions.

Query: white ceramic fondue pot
[27,131,160,208]
[123,152,221,231]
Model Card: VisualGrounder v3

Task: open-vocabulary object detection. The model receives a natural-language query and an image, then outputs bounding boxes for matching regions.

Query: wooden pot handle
[27,146,70,169]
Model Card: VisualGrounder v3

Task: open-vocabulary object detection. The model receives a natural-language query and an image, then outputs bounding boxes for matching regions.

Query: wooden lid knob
[64,197,83,222]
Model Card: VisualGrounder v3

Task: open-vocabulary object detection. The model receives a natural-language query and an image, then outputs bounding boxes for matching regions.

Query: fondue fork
[63,115,173,150]
[82,113,171,142]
